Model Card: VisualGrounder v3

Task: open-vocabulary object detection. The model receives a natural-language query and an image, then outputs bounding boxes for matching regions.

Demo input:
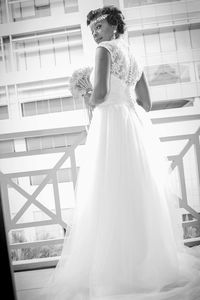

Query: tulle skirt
[41,102,200,300]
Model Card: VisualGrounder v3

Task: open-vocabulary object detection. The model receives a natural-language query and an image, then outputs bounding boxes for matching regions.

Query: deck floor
[15,268,54,300]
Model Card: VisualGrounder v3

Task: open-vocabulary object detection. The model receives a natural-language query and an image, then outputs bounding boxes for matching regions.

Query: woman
[42,6,200,300]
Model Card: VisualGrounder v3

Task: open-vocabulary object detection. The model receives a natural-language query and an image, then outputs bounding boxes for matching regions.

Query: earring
[113,29,117,39]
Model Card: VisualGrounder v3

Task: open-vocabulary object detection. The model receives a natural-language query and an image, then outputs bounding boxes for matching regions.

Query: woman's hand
[78,78,93,93]
[83,91,95,110]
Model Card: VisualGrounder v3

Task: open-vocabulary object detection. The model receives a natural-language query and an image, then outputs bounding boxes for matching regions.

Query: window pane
[36,100,49,114]
[26,137,41,151]
[64,0,79,13]
[103,0,120,8]
[68,33,83,64]
[160,32,176,52]
[65,133,84,146]
[49,98,62,113]
[57,168,72,183]
[62,97,74,111]
[35,0,50,18]
[124,0,179,7]
[145,64,179,86]
[53,135,66,148]
[0,105,9,119]
[0,140,14,154]
[175,30,191,50]
[22,102,37,116]
[41,136,53,149]
[190,28,200,49]
[124,0,140,7]
[144,33,161,54]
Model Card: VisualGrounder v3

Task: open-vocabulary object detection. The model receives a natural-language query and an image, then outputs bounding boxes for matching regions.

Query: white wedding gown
[41,38,200,300]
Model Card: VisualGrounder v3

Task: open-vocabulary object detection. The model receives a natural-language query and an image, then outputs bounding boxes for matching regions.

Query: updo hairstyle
[86,6,126,38]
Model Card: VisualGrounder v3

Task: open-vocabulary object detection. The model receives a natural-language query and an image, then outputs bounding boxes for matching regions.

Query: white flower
[69,67,93,98]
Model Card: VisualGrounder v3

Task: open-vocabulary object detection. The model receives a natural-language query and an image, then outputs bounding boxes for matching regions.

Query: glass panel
[63,0,78,13]
[124,0,179,7]
[145,63,191,86]
[144,33,161,54]
[21,102,37,116]
[179,64,190,83]
[30,174,47,185]
[49,98,62,113]
[53,134,66,148]
[160,32,176,52]
[68,32,83,65]
[26,133,84,151]
[103,0,120,8]
[41,136,53,149]
[74,97,84,110]
[53,34,70,66]
[39,36,55,69]
[26,137,41,151]
[190,28,200,49]
[10,0,50,22]
[175,30,191,50]
[0,1,7,23]
[57,168,73,183]
[0,105,9,119]
[124,0,140,7]
[35,0,50,18]
[36,100,49,114]
[62,97,75,111]
[65,133,84,146]
[0,140,14,154]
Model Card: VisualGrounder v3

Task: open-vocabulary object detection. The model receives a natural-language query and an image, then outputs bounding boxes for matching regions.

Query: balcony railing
[0,108,199,271]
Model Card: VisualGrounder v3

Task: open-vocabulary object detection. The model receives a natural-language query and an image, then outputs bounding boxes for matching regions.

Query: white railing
[0,111,199,270]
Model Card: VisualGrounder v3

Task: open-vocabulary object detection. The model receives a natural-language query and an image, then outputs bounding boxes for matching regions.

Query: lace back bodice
[97,38,143,88]
[95,38,143,107]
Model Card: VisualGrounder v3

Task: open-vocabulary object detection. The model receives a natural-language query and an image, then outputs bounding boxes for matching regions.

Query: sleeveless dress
[41,37,200,300]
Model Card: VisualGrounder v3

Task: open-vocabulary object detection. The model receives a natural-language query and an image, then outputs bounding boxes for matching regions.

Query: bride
[41,5,200,300]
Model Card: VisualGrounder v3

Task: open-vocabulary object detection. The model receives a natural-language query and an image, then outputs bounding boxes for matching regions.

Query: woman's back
[96,38,142,107]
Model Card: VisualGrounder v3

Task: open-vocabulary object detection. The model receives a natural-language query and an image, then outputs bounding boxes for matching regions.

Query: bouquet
[69,66,93,126]
[69,66,93,98]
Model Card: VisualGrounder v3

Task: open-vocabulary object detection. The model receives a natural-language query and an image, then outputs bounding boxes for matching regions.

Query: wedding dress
[41,37,200,300]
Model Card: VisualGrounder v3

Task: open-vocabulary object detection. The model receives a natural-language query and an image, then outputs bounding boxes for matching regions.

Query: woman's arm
[87,47,111,107]
[135,72,152,112]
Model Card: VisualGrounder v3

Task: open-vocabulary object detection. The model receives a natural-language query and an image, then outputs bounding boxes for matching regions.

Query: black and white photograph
[0,0,200,299]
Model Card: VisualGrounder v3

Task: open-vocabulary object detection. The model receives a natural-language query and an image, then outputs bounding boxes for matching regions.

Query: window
[145,63,191,86]
[124,0,179,8]
[10,0,50,22]
[25,132,84,151]
[13,28,83,71]
[21,96,82,117]
[151,98,194,110]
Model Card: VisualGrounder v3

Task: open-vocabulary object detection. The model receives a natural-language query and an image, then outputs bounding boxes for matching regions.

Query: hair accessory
[90,14,109,26]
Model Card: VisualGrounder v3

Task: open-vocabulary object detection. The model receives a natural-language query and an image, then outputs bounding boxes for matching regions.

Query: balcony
[0,0,200,299]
